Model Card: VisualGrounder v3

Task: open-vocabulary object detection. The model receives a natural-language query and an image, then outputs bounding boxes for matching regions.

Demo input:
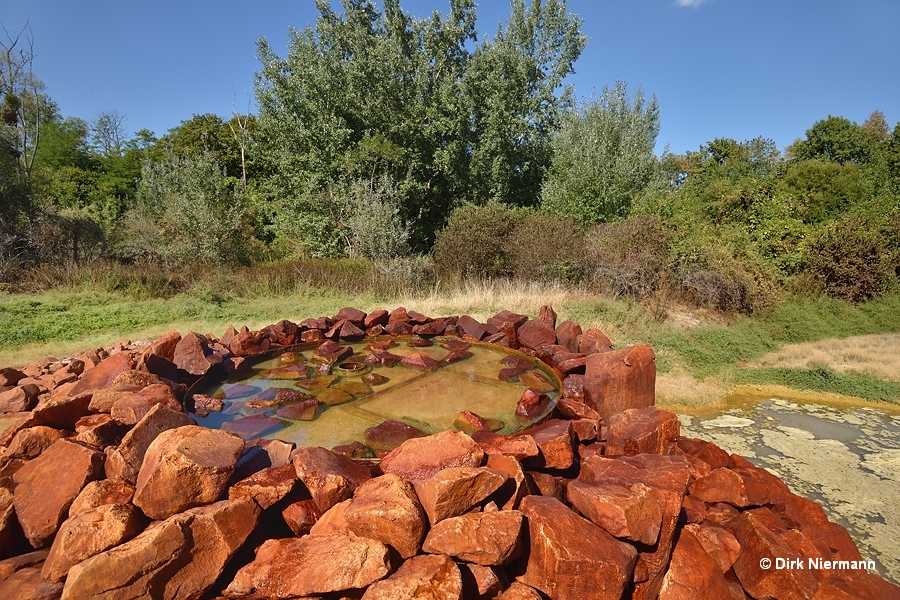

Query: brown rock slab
[0,367,26,387]
[42,503,145,583]
[173,332,221,376]
[133,425,244,520]
[379,430,484,482]
[577,328,614,354]
[689,467,751,508]
[685,523,741,574]
[555,320,583,353]
[423,509,524,565]
[567,480,662,544]
[104,403,196,484]
[515,388,552,423]
[583,344,656,422]
[414,466,508,525]
[460,563,506,599]
[282,498,321,536]
[225,533,390,598]
[606,406,680,456]
[498,582,544,599]
[0,565,64,600]
[521,418,575,470]
[344,473,427,559]
[335,306,368,324]
[658,526,732,600]
[66,352,134,398]
[228,463,298,509]
[486,452,529,510]
[13,438,104,548]
[0,386,39,413]
[292,445,371,512]
[3,425,69,460]
[516,319,557,351]
[471,430,539,461]
[62,498,259,600]
[364,419,426,452]
[362,554,462,600]
[68,479,135,518]
[518,495,637,600]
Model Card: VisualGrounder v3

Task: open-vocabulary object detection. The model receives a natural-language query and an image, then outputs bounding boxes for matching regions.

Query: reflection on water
[190,336,559,451]
[681,398,900,584]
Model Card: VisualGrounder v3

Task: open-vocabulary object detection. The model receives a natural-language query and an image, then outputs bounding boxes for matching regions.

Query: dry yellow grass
[750,333,900,383]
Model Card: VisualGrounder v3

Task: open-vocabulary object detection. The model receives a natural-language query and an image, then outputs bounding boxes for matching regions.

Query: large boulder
[413,466,507,526]
[422,510,524,565]
[605,406,680,456]
[104,404,195,483]
[379,430,484,482]
[13,438,104,548]
[361,554,462,600]
[291,446,372,512]
[657,526,732,599]
[583,344,655,422]
[133,426,244,520]
[344,473,428,559]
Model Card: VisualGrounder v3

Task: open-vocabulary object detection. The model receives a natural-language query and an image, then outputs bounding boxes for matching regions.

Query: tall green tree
[541,81,660,223]
[254,0,585,254]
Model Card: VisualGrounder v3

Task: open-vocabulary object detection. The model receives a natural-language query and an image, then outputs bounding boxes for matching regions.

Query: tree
[254,0,585,253]
[541,81,660,223]
[90,110,127,157]
[788,115,869,165]
[1,22,49,204]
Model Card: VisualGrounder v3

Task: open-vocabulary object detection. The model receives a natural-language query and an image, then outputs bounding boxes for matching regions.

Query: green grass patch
[736,366,900,402]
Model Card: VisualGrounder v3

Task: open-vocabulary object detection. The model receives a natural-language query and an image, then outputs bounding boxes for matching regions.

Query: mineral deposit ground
[0,305,898,599]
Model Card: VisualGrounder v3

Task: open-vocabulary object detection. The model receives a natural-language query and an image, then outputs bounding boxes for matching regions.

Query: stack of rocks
[0,306,896,599]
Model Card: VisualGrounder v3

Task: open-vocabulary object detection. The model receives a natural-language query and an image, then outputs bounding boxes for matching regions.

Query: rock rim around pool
[0,305,897,599]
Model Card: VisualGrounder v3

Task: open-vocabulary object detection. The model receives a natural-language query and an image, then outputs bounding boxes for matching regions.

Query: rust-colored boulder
[460,564,506,599]
[133,425,244,520]
[516,318,557,350]
[229,329,271,357]
[362,554,462,600]
[521,418,575,469]
[606,406,680,456]
[555,320,583,353]
[566,480,662,544]
[486,452,530,510]
[68,479,135,518]
[292,445,371,512]
[281,498,321,536]
[42,503,144,582]
[658,526,732,599]
[3,425,69,460]
[515,388,552,423]
[379,430,484,482]
[471,430,539,461]
[499,582,544,599]
[583,344,655,422]
[13,438,104,548]
[0,367,26,387]
[173,332,221,375]
[689,467,753,508]
[139,330,181,362]
[685,523,741,574]
[228,463,298,509]
[0,385,39,413]
[0,565,64,599]
[104,403,195,483]
[364,419,426,452]
[66,352,134,399]
[344,473,428,559]
[225,533,390,598]
[62,498,259,600]
[518,495,637,600]
[414,466,507,525]
[423,509,524,565]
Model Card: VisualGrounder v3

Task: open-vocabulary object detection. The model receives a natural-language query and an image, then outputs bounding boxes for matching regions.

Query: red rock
[63,498,259,600]
[681,494,708,524]
[488,310,528,331]
[173,332,222,376]
[220,414,283,439]
[555,320,583,353]
[388,306,410,322]
[583,344,655,422]
[527,470,565,500]
[571,418,600,443]
[140,330,181,362]
[400,351,439,371]
[228,463,299,509]
[454,410,491,433]
[300,328,324,343]
[384,320,414,335]
[362,553,462,600]
[658,526,732,599]
[134,425,244,520]
[577,328,614,354]
[515,388,552,423]
[460,563,506,599]
[567,480,662,544]
[104,404,196,483]
[414,466,508,525]
[0,565,64,599]
[0,368,26,387]
[364,309,389,327]
[556,355,588,375]
[0,386,39,413]
[521,418,575,470]
[516,319,557,350]
[68,479,135,518]
[282,498,321,535]
[689,467,751,508]
[225,533,390,598]
[292,445,371,512]
[344,473,428,559]
[276,398,320,420]
[457,315,490,340]
[685,523,741,574]
[380,430,484,482]
[364,419,426,452]
[3,425,69,460]
[66,352,135,398]
[301,316,331,330]
[332,440,372,458]
[228,329,272,357]
[42,503,145,582]
[111,383,182,425]
[73,414,128,449]
[471,430,540,461]
[313,340,353,363]
[262,319,301,346]
[498,582,544,599]
[561,374,586,402]
[486,452,530,510]
[413,320,447,336]
[338,319,366,341]
[13,438,104,548]
[24,391,93,431]
[606,406,680,456]
[423,509,524,565]
[537,304,557,329]
[728,507,824,600]
[518,495,637,600]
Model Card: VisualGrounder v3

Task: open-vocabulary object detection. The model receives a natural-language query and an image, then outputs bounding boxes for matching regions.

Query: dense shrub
[803,215,898,303]
[433,204,528,278]
[584,215,671,298]
[506,212,586,283]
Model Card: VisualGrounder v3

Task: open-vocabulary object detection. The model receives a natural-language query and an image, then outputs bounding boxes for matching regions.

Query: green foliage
[737,366,900,402]
[788,115,872,165]
[583,215,671,299]
[342,176,410,260]
[254,0,585,251]
[116,152,252,267]
[505,211,586,283]
[432,204,528,278]
[542,82,661,223]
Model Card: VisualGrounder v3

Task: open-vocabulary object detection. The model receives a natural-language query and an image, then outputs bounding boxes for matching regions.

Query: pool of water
[681,398,900,584]
[189,336,560,451]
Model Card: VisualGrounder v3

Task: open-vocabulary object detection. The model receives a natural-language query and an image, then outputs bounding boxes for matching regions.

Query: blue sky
[4,0,899,155]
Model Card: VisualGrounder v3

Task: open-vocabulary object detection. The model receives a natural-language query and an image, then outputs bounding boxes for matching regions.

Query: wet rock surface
[0,306,896,598]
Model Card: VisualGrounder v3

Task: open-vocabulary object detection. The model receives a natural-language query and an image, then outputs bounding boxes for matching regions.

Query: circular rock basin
[188,336,560,453]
